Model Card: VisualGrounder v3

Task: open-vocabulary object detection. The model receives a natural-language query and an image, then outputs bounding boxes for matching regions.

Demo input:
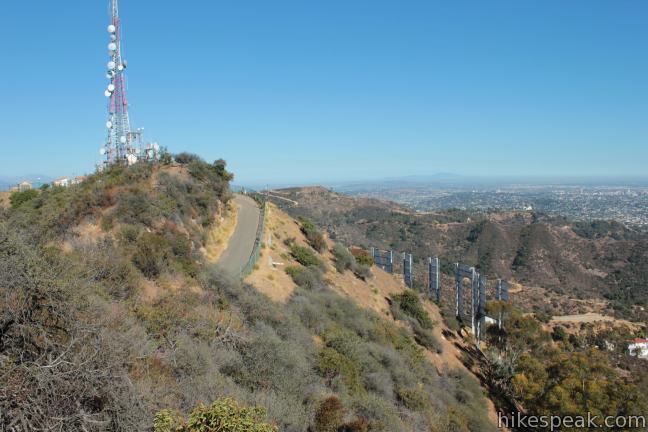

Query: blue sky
[1,0,647,184]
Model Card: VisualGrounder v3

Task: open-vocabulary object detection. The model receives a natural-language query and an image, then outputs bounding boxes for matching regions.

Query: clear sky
[1,0,647,184]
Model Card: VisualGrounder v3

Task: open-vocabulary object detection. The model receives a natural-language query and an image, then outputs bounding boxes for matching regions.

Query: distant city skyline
[1,1,647,183]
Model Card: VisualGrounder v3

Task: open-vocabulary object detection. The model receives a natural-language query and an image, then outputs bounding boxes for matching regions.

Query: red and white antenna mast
[99,0,160,168]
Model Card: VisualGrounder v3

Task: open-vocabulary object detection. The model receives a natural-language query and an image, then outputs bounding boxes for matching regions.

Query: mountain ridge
[267,186,648,323]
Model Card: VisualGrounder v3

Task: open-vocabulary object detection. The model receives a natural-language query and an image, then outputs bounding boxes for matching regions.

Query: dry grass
[244,204,300,302]
[139,273,203,303]
[0,192,10,209]
[247,205,479,370]
[204,201,238,262]
[245,203,505,428]
[551,312,640,327]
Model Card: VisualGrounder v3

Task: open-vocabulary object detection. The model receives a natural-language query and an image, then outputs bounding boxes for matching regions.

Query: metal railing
[238,196,267,278]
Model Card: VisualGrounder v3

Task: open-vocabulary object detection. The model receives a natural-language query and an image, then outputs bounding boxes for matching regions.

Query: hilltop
[267,186,648,323]
[0,157,498,431]
[2,159,647,431]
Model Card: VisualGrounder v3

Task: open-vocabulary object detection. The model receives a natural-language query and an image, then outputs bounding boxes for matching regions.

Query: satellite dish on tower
[108,42,117,51]
[100,147,106,155]
[107,61,116,70]
[107,25,116,33]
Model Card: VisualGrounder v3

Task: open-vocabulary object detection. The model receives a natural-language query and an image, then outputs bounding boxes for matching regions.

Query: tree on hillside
[9,189,38,208]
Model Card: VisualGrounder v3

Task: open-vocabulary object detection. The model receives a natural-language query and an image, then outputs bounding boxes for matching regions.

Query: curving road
[217,194,261,277]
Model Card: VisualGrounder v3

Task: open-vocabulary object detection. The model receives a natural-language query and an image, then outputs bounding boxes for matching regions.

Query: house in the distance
[71,176,87,185]
[53,177,70,188]
[10,181,32,192]
[628,338,648,359]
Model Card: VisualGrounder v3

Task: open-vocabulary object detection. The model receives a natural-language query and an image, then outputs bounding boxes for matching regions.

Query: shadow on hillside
[449,327,523,432]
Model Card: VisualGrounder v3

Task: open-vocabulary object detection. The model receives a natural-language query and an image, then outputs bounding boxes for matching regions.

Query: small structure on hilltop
[99,0,160,170]
[628,338,648,359]
[10,181,33,192]
[53,177,70,188]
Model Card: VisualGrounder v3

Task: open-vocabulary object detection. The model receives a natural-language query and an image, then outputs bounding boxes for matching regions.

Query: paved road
[217,194,261,277]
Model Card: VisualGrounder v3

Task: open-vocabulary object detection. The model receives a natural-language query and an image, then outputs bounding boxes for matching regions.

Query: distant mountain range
[242,173,648,192]
[327,174,648,191]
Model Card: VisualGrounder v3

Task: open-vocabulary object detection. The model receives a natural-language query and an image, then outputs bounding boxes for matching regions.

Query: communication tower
[99,0,160,168]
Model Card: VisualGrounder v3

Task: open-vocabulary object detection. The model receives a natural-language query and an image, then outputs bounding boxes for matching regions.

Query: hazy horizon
[4,172,648,192]
[235,173,648,191]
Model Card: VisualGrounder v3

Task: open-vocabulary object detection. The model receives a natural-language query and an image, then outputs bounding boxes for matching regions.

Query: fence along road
[217,194,262,278]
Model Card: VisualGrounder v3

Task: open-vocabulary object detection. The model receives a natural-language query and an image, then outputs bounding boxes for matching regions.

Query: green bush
[100,213,114,232]
[331,244,372,280]
[83,241,140,299]
[315,347,363,394]
[290,245,324,269]
[332,243,355,273]
[299,218,326,252]
[410,322,442,354]
[396,387,429,411]
[132,232,170,278]
[163,227,199,276]
[9,189,38,208]
[154,398,277,432]
[285,265,324,290]
[552,325,567,341]
[391,290,434,330]
[349,393,404,431]
[174,152,202,165]
[117,224,140,245]
[352,264,372,281]
[354,253,374,267]
[115,189,159,226]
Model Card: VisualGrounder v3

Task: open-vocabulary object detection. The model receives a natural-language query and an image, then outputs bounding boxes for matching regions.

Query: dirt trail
[551,312,640,329]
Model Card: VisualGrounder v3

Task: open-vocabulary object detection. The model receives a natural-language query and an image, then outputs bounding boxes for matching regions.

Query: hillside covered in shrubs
[267,187,648,323]
[0,156,496,431]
